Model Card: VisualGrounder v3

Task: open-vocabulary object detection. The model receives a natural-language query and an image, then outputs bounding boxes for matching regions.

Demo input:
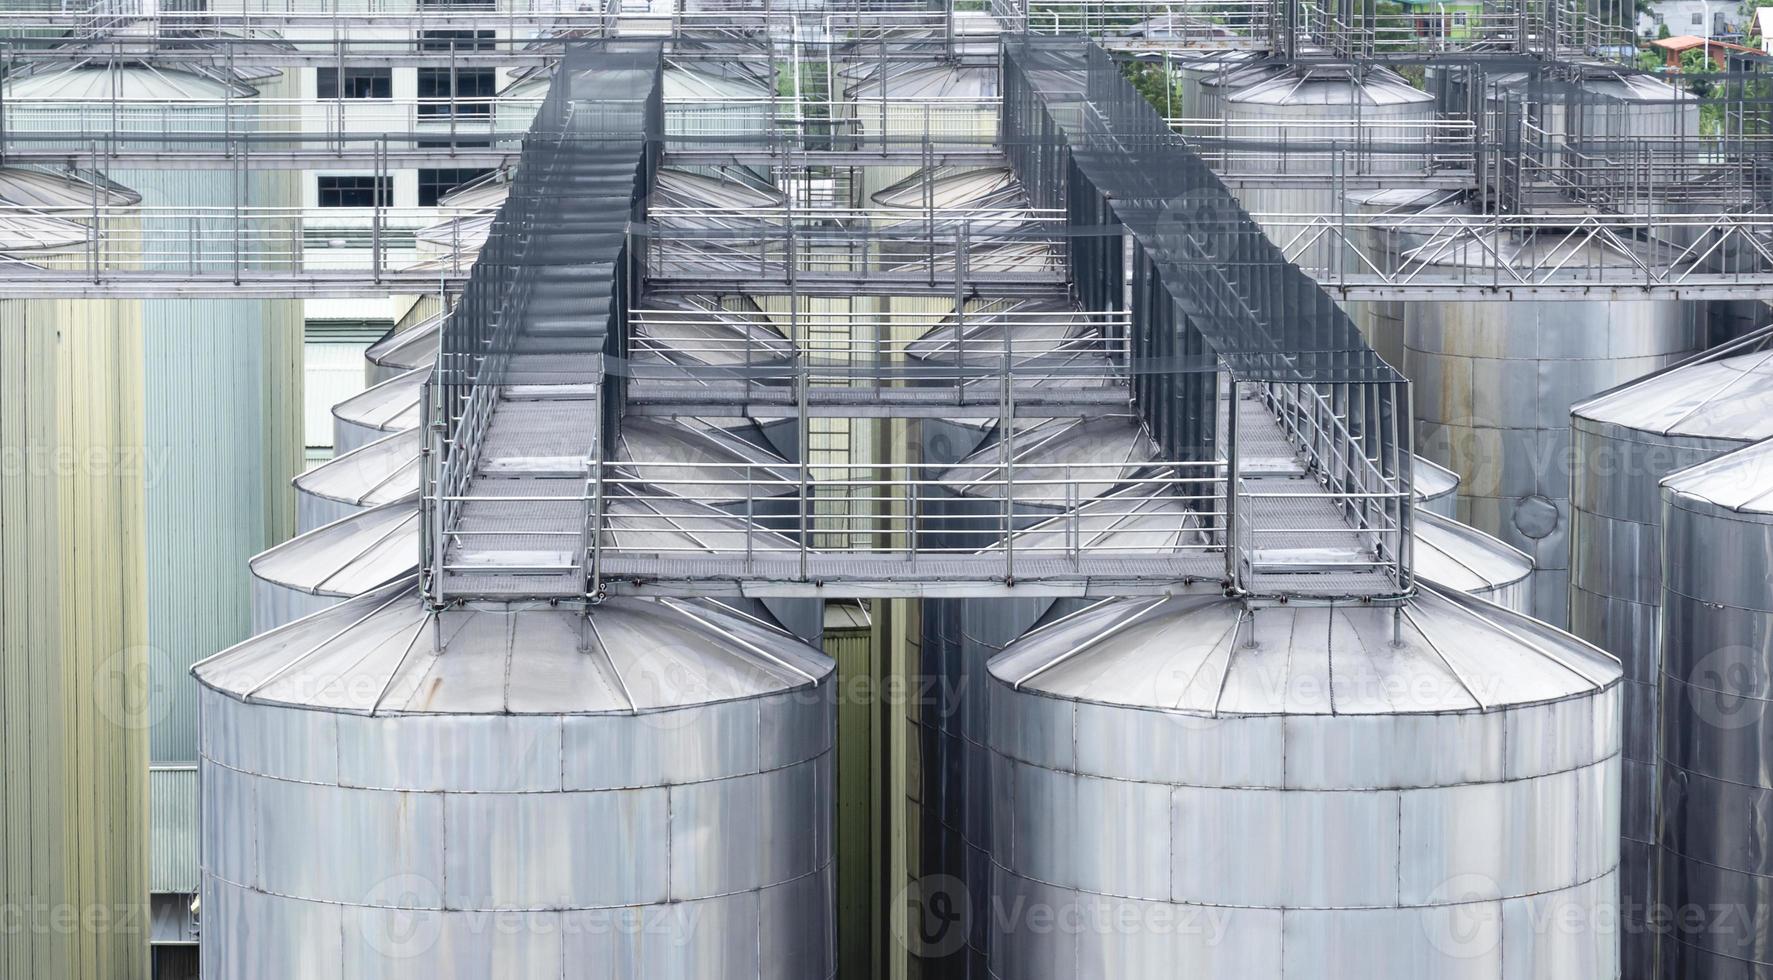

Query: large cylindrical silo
[196,586,836,979]
[1211,66,1435,271]
[0,247,151,980]
[1401,230,1704,626]
[5,63,304,970]
[908,463,1530,977]
[1568,337,1773,973]
[1655,438,1773,979]
[909,411,1163,977]
[985,589,1622,978]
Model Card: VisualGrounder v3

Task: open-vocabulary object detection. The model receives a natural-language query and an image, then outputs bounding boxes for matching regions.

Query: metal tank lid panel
[292,426,422,534]
[330,367,424,457]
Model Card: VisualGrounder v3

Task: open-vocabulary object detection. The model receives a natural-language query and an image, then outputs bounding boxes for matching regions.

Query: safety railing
[573,459,1230,595]
[0,98,543,142]
[988,0,1630,54]
[0,2,950,39]
[0,203,491,279]
[0,97,1004,160]
[621,305,1132,394]
[1250,377,1414,590]
[1253,209,1773,293]
[662,97,1001,153]
[646,208,1068,284]
[988,0,1271,44]
[1166,117,1479,179]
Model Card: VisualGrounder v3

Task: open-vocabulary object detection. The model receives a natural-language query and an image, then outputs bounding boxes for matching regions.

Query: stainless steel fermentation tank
[197,587,837,979]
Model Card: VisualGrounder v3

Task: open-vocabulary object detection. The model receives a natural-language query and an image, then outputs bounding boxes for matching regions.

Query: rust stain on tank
[418,676,445,710]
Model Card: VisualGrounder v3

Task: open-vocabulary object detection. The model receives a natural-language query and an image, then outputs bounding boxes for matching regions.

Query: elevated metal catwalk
[415,35,1418,605]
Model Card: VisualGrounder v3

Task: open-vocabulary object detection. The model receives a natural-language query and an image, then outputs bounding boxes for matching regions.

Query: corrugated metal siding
[823,623,874,980]
[1,297,151,980]
[148,768,197,894]
[304,339,374,452]
[117,114,305,769]
[141,297,303,766]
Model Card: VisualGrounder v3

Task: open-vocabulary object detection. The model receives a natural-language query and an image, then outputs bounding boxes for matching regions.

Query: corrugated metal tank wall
[1655,439,1773,979]
[0,298,151,980]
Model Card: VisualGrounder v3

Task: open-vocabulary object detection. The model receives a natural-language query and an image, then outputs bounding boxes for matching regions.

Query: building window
[417,67,496,117]
[416,137,494,150]
[419,168,494,207]
[317,175,392,208]
[1693,11,1704,24]
[418,29,495,51]
[316,66,392,99]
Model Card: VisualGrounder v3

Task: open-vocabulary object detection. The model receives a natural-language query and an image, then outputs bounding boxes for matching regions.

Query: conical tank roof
[1412,454,1459,507]
[195,584,831,716]
[632,295,792,367]
[0,211,93,251]
[872,167,1022,213]
[846,64,997,99]
[249,499,419,602]
[654,167,783,211]
[944,415,1161,503]
[991,587,1619,716]
[364,311,444,375]
[293,426,421,510]
[0,167,139,209]
[1573,343,1773,447]
[1413,510,1533,600]
[3,63,253,100]
[1661,437,1773,517]
[253,494,800,605]
[905,298,1098,366]
[332,367,423,436]
[613,417,797,501]
[1222,65,1432,107]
